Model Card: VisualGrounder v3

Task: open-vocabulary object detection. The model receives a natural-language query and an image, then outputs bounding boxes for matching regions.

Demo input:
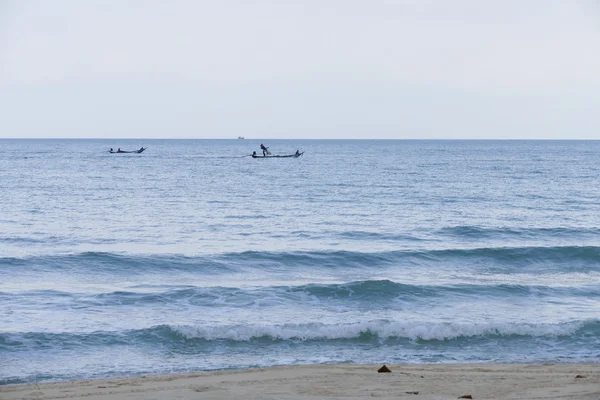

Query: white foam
[171,319,587,342]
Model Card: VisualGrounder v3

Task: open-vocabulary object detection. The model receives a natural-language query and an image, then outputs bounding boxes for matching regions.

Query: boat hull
[252,152,303,158]
[109,148,146,154]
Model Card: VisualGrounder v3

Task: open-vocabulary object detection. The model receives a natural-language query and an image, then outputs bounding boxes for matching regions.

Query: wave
[437,226,600,240]
[337,226,600,243]
[4,280,598,308]
[2,320,598,350]
[288,280,600,299]
[0,235,82,246]
[2,246,600,274]
[338,231,424,242]
[0,236,46,244]
[0,252,239,274]
[419,246,600,269]
[168,319,600,342]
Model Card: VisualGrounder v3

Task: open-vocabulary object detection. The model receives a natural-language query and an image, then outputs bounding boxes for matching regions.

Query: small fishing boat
[109,147,147,154]
[251,151,303,158]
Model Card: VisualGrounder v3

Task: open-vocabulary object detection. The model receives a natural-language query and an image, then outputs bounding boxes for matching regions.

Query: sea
[1,139,599,385]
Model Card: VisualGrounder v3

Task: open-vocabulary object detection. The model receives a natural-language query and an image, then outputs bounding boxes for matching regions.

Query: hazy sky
[1,0,599,139]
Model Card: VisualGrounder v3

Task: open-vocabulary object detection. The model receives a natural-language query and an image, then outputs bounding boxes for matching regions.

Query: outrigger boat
[252,151,303,158]
[109,147,147,154]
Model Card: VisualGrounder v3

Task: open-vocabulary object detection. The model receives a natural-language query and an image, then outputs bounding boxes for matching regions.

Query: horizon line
[1,138,600,141]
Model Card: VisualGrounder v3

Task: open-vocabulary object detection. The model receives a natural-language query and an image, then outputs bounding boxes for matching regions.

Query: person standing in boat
[260,143,269,156]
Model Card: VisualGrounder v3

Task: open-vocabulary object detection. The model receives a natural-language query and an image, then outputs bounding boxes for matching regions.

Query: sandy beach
[2,364,598,400]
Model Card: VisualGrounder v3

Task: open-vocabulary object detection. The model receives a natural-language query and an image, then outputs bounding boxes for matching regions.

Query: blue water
[1,139,599,385]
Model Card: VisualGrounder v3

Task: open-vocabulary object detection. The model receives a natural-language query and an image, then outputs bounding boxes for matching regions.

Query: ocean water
[1,139,599,385]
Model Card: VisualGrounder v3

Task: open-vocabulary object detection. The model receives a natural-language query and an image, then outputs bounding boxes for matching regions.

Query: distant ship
[237,136,244,139]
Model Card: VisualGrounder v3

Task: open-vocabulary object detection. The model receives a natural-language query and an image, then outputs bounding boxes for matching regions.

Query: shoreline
[2,363,599,400]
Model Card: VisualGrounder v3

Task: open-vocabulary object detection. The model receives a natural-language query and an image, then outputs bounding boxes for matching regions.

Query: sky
[1,0,599,139]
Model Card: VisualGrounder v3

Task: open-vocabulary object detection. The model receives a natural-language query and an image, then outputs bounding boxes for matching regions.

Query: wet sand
[2,363,599,400]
